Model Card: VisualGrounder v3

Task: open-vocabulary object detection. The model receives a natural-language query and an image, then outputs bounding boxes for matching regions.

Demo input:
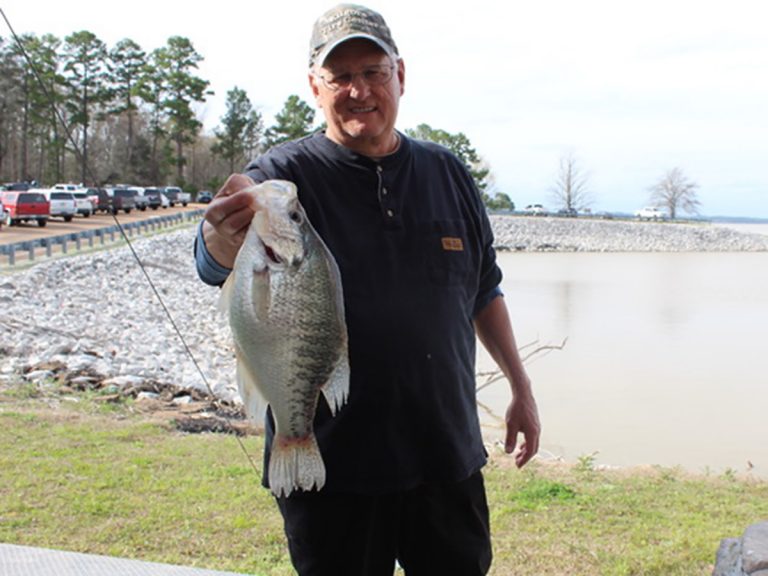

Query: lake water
[477,234,768,477]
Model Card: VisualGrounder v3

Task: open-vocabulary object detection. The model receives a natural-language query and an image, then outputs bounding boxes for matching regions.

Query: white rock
[103,375,146,389]
[24,370,54,383]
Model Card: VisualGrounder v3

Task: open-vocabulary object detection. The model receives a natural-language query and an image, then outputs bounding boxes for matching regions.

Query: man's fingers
[515,444,530,468]
[217,173,256,198]
[205,192,254,228]
[205,173,260,233]
[514,434,539,468]
[505,404,541,468]
[505,427,519,455]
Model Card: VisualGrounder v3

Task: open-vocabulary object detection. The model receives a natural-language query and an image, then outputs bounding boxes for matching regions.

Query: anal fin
[321,352,350,416]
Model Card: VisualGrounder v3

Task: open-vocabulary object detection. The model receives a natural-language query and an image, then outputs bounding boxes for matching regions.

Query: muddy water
[478,249,768,477]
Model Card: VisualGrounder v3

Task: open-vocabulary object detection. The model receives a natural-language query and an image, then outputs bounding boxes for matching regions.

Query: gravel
[491,215,768,252]
[0,228,238,401]
[1,217,766,399]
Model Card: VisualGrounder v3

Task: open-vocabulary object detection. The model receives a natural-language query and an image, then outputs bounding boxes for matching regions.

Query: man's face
[309,38,405,155]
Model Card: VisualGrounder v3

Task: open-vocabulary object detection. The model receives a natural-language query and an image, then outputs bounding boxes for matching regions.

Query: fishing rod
[0,7,260,475]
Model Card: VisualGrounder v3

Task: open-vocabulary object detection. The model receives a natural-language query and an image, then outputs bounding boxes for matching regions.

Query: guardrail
[0,209,204,270]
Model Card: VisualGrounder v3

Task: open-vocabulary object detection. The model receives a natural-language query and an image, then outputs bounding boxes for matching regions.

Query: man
[196,4,540,575]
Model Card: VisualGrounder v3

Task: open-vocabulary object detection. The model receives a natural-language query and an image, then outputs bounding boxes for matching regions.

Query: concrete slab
[0,543,250,576]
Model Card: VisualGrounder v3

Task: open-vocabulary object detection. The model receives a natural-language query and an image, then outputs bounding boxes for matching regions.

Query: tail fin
[269,434,326,497]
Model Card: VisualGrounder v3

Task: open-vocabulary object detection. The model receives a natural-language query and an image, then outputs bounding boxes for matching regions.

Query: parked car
[557,208,578,218]
[634,206,666,220]
[45,191,77,222]
[524,204,547,215]
[53,183,79,192]
[163,186,191,207]
[112,189,137,214]
[0,190,50,227]
[162,187,178,207]
[71,191,94,217]
[81,187,100,208]
[126,187,149,211]
[3,182,32,192]
[97,188,136,214]
[197,190,213,204]
[52,184,95,216]
[96,189,113,213]
[143,188,167,209]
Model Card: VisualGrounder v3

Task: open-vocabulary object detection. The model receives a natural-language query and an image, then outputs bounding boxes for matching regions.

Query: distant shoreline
[490,215,768,252]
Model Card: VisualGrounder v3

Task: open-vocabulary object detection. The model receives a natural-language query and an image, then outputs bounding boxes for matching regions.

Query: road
[0,204,206,246]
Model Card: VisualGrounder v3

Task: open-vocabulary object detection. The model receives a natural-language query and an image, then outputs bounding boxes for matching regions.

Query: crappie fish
[220,180,350,497]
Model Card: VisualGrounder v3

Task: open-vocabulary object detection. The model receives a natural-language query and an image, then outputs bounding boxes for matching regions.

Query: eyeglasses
[315,64,396,92]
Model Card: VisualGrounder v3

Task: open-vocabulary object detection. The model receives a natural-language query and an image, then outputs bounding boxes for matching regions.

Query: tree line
[0,30,502,203]
[0,32,212,189]
[1,30,698,216]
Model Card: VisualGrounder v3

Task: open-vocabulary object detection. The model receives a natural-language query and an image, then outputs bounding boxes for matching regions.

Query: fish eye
[289,210,303,224]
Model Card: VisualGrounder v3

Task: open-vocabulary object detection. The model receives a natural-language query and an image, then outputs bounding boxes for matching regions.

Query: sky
[2,0,766,217]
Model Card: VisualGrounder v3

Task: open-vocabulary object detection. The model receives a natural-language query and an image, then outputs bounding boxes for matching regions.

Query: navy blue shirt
[197,131,502,494]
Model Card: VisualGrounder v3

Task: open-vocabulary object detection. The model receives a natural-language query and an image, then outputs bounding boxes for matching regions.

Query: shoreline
[490,215,768,252]
[2,220,767,404]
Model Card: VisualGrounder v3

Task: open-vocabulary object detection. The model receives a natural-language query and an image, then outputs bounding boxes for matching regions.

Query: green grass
[2,384,767,575]
[484,455,767,575]
[0,391,290,575]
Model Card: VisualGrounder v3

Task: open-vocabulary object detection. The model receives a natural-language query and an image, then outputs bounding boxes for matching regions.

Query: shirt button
[382,188,388,196]
[386,210,394,217]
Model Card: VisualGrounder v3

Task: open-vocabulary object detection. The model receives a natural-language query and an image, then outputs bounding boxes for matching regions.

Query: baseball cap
[309,4,399,68]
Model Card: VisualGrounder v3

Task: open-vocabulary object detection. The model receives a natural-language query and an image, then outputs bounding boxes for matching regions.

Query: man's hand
[504,390,541,468]
[474,295,541,469]
[202,174,259,269]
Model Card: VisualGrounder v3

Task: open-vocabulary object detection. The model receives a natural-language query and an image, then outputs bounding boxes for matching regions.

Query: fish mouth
[263,243,282,264]
[261,239,302,268]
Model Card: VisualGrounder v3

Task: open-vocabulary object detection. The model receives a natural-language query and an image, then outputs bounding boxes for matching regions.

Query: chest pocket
[421,220,473,286]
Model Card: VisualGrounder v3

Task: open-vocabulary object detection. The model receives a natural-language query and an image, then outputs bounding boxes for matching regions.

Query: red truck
[0,191,50,227]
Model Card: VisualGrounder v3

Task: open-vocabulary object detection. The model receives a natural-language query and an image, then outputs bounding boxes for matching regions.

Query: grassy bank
[2,381,767,575]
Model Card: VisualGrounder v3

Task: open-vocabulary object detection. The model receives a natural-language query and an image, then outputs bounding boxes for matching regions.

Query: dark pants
[276,470,492,576]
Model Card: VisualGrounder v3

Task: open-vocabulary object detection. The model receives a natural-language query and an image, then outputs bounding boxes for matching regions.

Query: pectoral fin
[234,344,268,429]
[218,271,235,316]
[251,264,271,320]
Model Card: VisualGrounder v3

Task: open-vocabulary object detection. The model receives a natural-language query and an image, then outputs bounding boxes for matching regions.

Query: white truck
[163,186,191,207]
[634,206,666,220]
[40,189,77,222]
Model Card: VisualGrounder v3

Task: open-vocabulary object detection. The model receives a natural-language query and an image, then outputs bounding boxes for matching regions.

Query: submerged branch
[476,337,567,394]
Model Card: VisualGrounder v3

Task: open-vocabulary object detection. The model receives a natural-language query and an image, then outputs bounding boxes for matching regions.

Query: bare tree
[551,153,591,214]
[648,167,701,219]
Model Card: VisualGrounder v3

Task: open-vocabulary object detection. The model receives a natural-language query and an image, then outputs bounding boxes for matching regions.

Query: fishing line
[0,8,260,476]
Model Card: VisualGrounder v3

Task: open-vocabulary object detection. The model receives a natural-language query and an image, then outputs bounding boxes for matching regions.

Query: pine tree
[212,87,263,173]
[263,95,315,149]
[62,30,110,184]
[406,123,492,193]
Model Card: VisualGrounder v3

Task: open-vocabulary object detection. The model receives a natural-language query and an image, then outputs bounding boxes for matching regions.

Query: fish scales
[221,180,350,497]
